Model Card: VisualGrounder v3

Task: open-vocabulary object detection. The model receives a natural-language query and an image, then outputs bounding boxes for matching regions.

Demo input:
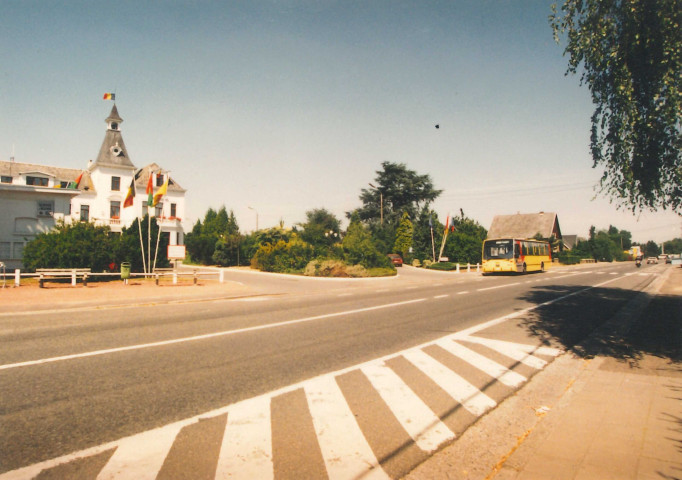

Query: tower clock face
[111,145,123,156]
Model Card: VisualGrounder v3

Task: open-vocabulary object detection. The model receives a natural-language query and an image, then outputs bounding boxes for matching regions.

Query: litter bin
[121,262,131,280]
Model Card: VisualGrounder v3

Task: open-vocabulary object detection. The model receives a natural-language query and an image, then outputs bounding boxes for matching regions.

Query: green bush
[304,260,370,278]
[427,261,458,271]
[23,221,118,272]
[251,236,314,273]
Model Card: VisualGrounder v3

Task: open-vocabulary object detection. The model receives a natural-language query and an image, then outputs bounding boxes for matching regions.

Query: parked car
[646,257,658,264]
[387,254,403,267]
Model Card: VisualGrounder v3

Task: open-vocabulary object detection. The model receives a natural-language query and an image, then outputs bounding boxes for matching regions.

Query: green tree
[443,211,488,264]
[343,213,392,269]
[663,237,682,254]
[412,208,439,262]
[393,211,414,260]
[606,225,632,250]
[212,234,242,266]
[644,240,660,257]
[354,161,442,227]
[299,208,342,255]
[551,0,682,213]
[119,215,170,272]
[185,206,241,264]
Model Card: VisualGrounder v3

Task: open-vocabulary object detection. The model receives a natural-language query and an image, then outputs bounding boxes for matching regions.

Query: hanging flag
[123,169,142,208]
[103,93,115,101]
[68,171,84,189]
[443,215,450,234]
[146,170,154,206]
[123,178,136,208]
[153,175,169,206]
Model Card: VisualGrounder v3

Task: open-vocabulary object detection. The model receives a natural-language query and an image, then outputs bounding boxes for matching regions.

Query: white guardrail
[1,269,220,287]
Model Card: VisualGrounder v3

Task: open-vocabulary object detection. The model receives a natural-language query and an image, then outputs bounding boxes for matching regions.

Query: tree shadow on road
[514,284,681,371]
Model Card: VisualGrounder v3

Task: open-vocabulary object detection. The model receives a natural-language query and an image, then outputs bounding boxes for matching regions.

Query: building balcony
[156,216,182,228]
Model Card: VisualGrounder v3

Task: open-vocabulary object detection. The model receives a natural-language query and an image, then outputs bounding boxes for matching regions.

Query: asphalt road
[0,262,664,478]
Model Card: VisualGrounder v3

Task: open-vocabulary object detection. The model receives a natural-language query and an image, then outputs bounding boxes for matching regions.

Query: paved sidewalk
[406,266,682,480]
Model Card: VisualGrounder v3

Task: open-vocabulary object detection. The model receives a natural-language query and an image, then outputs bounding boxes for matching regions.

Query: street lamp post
[368,183,383,226]
[248,206,259,231]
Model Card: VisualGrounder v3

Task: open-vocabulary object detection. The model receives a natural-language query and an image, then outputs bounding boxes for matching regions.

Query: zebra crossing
[1,330,562,480]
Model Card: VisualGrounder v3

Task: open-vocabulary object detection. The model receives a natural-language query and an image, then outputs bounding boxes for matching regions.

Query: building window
[156,174,164,187]
[80,205,90,222]
[111,176,120,191]
[60,181,69,188]
[26,176,48,186]
[1,176,12,184]
[37,201,54,217]
[0,242,10,259]
[110,201,121,219]
[13,242,24,260]
[170,203,177,218]
[155,204,163,218]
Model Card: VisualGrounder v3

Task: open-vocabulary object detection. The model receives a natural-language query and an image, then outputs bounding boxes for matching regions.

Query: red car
[388,254,403,267]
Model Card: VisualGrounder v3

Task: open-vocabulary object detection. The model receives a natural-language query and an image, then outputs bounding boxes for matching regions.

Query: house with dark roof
[0,105,186,269]
[487,212,563,251]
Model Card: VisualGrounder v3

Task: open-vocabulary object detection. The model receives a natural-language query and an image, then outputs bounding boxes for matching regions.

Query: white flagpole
[137,216,147,275]
[147,169,153,275]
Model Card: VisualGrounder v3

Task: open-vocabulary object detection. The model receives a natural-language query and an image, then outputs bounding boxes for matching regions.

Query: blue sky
[2,1,679,243]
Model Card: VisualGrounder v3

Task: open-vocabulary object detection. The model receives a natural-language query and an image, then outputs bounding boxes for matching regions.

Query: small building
[487,211,563,251]
[0,105,186,270]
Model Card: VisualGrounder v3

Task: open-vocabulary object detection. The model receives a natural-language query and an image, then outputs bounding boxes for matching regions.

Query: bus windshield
[483,239,514,260]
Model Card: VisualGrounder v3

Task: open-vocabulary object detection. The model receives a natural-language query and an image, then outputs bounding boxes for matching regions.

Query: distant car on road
[646,257,658,264]
[387,254,403,267]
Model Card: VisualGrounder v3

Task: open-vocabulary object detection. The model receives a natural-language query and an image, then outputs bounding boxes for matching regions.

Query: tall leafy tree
[551,0,682,213]
[300,208,342,254]
[185,206,241,265]
[354,162,442,227]
[443,210,488,264]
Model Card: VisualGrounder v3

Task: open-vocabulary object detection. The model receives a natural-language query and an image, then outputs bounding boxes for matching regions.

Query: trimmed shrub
[251,236,314,273]
[427,261,458,271]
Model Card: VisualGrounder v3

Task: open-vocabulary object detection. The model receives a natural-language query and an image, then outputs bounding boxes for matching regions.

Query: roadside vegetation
[21,162,681,275]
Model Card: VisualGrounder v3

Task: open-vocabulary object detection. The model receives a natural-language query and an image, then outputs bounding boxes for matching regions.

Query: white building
[0,105,186,270]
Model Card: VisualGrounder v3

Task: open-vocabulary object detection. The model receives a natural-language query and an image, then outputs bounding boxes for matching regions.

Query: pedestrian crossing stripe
[0,330,562,480]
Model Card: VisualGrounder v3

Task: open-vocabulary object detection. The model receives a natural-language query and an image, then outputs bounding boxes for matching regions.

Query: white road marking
[0,298,427,371]
[216,397,273,479]
[362,363,455,452]
[477,282,520,292]
[457,291,469,295]
[436,339,527,388]
[433,294,449,299]
[403,350,497,416]
[459,337,555,369]
[96,423,184,480]
[305,376,389,480]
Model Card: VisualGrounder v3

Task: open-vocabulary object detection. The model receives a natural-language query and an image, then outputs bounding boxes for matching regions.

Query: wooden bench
[36,268,91,288]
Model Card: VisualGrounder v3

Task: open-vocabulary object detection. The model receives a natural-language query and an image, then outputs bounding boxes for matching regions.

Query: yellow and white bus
[482,238,551,274]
